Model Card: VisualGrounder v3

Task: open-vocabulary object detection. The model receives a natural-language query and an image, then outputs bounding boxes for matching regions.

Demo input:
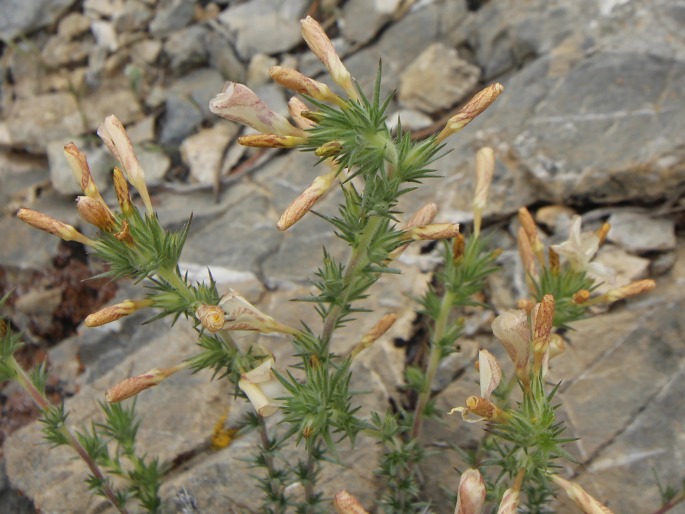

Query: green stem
[411,289,455,439]
[257,418,287,513]
[321,215,383,350]
[12,359,129,514]
[156,267,195,304]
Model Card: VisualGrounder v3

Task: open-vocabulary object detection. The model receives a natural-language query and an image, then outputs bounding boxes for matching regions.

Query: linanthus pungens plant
[5,14,664,514]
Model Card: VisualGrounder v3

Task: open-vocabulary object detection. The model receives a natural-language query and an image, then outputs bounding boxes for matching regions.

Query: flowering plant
[1,15,671,514]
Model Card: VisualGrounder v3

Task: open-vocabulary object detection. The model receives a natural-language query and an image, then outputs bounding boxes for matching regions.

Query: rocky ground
[0,0,684,512]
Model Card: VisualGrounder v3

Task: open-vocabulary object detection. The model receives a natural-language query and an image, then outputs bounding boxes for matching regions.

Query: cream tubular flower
[491,309,531,372]
[98,115,154,216]
[220,290,299,335]
[550,475,615,514]
[478,349,502,399]
[449,351,505,423]
[454,469,486,514]
[238,358,285,417]
[277,168,337,231]
[16,208,95,247]
[551,216,614,283]
[300,16,358,101]
[496,488,521,514]
[209,82,305,137]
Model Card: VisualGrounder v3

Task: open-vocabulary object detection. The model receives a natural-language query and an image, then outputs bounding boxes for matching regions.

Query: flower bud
[196,304,226,332]
[472,147,495,236]
[573,289,591,304]
[604,279,656,303]
[64,142,105,203]
[112,167,134,217]
[16,208,95,247]
[288,97,317,129]
[517,226,538,283]
[277,168,337,231]
[300,16,358,100]
[333,490,369,514]
[237,134,307,148]
[551,475,615,514]
[85,299,152,327]
[454,469,485,514]
[388,203,439,260]
[518,207,544,260]
[496,488,521,514]
[270,66,346,107]
[350,313,397,358]
[596,222,610,246]
[314,141,343,158]
[436,83,504,142]
[548,246,560,274]
[532,295,555,372]
[209,82,305,137]
[76,196,117,232]
[409,223,460,241]
[106,365,183,403]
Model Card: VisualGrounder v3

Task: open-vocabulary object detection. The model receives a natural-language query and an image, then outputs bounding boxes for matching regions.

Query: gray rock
[163,25,209,73]
[90,20,118,51]
[386,109,434,132]
[216,0,309,60]
[41,34,93,68]
[57,12,92,40]
[149,0,195,37]
[159,68,225,146]
[205,29,246,83]
[180,123,238,185]
[0,0,76,42]
[112,0,153,33]
[135,145,170,185]
[398,43,481,113]
[340,0,401,45]
[83,0,124,17]
[607,211,677,253]
[47,138,114,195]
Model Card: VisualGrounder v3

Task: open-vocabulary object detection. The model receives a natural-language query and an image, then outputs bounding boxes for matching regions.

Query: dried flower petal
[76,196,117,232]
[270,66,345,106]
[85,299,152,327]
[238,358,284,417]
[196,304,226,332]
[472,147,494,236]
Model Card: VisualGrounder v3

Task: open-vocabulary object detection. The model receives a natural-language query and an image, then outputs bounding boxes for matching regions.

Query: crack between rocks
[572,359,685,475]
